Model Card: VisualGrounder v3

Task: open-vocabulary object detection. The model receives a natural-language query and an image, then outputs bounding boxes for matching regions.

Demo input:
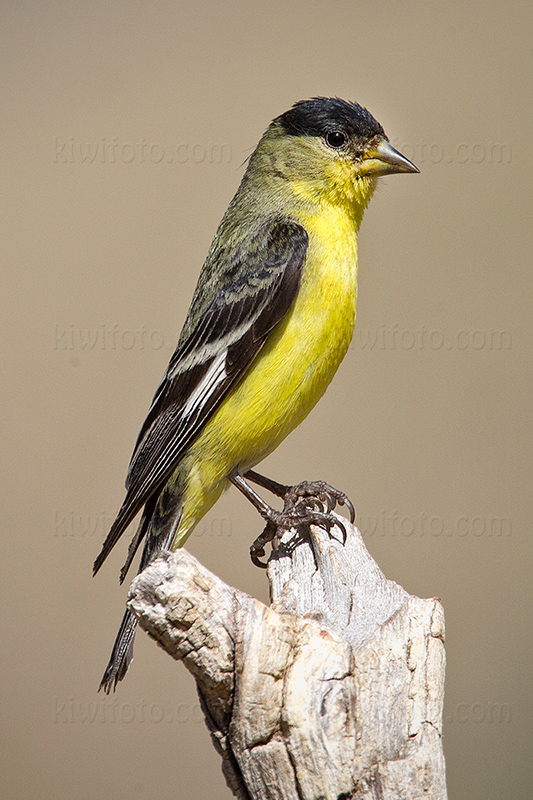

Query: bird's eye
[325,131,347,149]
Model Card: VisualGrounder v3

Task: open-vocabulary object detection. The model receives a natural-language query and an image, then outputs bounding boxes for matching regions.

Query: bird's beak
[360,139,419,177]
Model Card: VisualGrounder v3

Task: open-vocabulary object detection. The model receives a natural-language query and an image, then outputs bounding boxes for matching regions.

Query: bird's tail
[99,484,183,693]
[99,607,138,693]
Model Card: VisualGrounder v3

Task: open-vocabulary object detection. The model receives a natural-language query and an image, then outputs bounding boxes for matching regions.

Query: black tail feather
[99,609,137,694]
[98,484,183,692]
[93,497,140,577]
[119,496,157,584]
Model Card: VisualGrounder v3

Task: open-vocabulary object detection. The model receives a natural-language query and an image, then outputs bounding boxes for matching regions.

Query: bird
[94,96,418,692]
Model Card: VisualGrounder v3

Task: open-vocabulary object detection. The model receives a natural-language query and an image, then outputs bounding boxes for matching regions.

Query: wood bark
[127,517,447,799]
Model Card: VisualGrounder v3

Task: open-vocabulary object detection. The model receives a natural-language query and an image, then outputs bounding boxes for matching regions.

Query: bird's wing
[93,216,308,574]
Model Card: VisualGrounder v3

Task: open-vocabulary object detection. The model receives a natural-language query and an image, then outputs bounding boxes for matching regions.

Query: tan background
[1,1,531,798]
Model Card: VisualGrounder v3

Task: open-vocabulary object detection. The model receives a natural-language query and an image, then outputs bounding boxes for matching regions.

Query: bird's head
[252,97,418,216]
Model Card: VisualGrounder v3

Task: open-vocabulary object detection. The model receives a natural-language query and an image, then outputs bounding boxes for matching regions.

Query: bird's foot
[281,479,355,524]
[243,473,355,568]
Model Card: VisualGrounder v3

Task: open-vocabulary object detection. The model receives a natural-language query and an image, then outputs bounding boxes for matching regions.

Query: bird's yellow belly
[172,218,358,545]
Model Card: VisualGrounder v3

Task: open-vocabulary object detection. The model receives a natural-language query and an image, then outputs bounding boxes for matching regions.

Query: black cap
[275,97,385,141]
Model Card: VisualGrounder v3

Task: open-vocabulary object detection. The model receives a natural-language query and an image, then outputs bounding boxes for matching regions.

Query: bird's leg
[243,469,290,498]
[230,469,354,566]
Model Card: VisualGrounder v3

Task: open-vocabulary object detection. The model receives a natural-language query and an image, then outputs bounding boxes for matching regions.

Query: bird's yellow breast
[193,208,353,456]
[172,202,361,544]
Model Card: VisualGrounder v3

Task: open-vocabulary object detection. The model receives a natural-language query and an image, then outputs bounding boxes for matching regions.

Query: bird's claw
[250,520,278,568]
[250,546,269,569]
[284,480,355,523]
[249,479,353,566]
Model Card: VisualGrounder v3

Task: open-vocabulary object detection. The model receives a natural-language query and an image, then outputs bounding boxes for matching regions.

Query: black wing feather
[93,216,308,575]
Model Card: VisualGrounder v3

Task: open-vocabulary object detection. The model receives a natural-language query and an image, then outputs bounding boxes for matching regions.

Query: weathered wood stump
[127,517,447,799]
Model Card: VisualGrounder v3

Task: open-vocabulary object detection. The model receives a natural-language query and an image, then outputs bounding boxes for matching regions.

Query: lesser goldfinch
[94,97,418,692]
